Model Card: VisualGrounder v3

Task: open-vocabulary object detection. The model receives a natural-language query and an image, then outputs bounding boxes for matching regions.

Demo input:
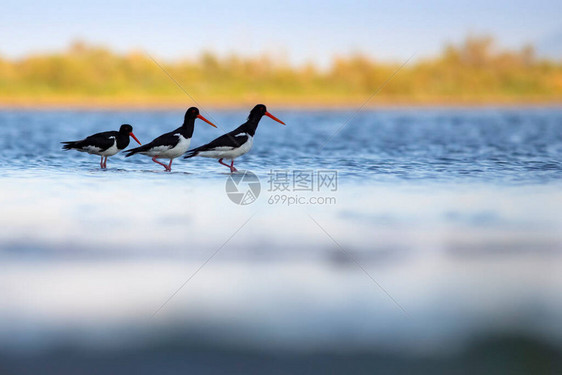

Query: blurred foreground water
[0,108,561,374]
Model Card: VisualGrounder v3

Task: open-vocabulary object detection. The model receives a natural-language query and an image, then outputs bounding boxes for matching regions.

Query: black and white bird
[125,107,216,171]
[62,124,141,169]
[184,104,285,172]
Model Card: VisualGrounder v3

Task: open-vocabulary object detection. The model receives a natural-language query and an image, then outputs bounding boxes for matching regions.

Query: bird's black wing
[126,129,181,156]
[185,131,248,158]
[62,130,117,151]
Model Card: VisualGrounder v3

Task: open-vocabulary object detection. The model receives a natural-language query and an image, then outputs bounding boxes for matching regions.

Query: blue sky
[1,0,560,65]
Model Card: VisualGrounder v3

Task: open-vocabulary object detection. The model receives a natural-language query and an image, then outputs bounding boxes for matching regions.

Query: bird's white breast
[146,134,191,159]
[84,137,119,156]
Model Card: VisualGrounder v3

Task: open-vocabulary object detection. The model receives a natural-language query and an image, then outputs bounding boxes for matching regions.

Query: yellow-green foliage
[0,37,561,105]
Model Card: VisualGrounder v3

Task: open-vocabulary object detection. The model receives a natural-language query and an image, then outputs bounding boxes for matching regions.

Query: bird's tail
[125,145,149,157]
[184,149,199,159]
[61,141,79,150]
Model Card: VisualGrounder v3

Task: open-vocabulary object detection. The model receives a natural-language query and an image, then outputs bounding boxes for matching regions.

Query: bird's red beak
[129,132,142,145]
[265,111,286,125]
[197,114,217,128]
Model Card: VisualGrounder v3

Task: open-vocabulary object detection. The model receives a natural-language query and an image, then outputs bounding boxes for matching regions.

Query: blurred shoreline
[1,97,561,110]
[1,36,561,111]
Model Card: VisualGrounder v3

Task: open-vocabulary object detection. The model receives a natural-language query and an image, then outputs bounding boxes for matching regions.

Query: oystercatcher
[62,124,141,169]
[125,107,216,171]
[184,104,285,172]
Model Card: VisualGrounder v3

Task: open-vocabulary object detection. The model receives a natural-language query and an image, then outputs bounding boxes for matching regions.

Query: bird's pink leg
[230,160,238,172]
[100,156,104,169]
[152,156,170,171]
[103,157,108,169]
[167,159,173,171]
[218,158,232,172]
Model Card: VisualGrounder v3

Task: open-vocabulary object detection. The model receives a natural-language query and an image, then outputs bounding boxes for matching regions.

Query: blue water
[1,107,561,374]
[1,107,562,182]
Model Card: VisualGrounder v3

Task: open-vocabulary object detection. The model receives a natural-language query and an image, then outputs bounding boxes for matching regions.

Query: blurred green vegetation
[0,36,561,107]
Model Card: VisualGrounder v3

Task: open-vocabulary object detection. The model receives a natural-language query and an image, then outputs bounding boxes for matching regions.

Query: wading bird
[125,107,216,171]
[62,124,141,169]
[184,104,285,172]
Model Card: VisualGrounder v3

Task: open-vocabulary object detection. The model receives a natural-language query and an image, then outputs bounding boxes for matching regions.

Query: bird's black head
[184,107,200,120]
[119,124,141,145]
[119,124,133,133]
[249,104,267,119]
[248,104,285,125]
[184,107,217,128]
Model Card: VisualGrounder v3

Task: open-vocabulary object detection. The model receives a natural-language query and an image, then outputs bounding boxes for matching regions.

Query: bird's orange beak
[265,111,286,125]
[129,132,142,145]
[197,114,217,128]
